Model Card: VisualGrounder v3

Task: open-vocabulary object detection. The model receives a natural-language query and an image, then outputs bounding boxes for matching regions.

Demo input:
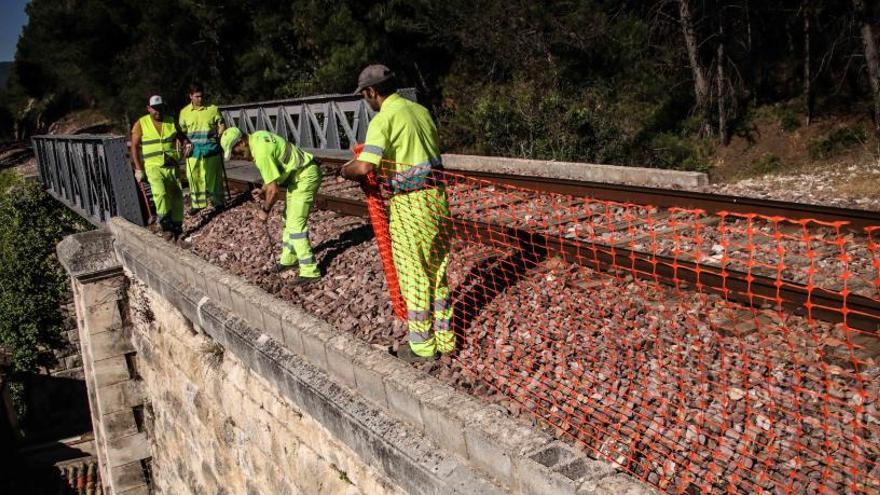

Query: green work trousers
[389,188,454,357]
[186,153,225,209]
[145,163,184,232]
[279,162,322,278]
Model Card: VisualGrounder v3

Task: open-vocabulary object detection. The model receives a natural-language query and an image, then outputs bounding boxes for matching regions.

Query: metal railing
[32,134,145,226]
[218,88,416,153]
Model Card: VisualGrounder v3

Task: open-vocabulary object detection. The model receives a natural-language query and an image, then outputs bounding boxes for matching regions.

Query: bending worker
[341,64,454,363]
[131,95,189,238]
[179,82,226,212]
[220,127,322,284]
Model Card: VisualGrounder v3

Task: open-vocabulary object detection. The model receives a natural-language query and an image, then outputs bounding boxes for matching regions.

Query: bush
[647,133,711,172]
[778,105,802,132]
[751,153,783,175]
[808,127,867,160]
[0,177,88,418]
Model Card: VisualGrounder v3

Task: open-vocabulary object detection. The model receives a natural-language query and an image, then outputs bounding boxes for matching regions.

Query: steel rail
[312,192,880,332]
[448,170,880,232]
[311,158,880,230]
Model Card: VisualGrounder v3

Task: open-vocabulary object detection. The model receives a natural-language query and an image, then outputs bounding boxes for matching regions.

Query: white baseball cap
[148,95,165,107]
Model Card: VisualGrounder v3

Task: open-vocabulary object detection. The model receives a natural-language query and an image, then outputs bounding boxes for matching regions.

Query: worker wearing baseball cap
[130,95,189,239]
[342,64,453,363]
[179,82,226,213]
[220,126,322,283]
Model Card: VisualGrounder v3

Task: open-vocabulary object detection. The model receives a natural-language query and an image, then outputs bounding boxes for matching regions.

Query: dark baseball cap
[354,64,395,94]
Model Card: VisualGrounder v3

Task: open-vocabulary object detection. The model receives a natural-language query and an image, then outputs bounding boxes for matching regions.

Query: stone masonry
[127,279,405,495]
[59,220,655,495]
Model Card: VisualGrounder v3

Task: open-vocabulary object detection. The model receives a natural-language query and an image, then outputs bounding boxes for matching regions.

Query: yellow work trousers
[186,153,225,209]
[278,162,322,278]
[145,163,183,232]
[389,188,454,357]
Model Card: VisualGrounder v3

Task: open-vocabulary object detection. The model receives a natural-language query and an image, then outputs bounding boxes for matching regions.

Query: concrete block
[213,279,233,313]
[299,324,331,371]
[101,409,140,439]
[85,300,125,334]
[255,299,283,344]
[383,366,436,431]
[161,278,197,321]
[463,408,552,483]
[228,283,265,331]
[350,345,398,409]
[440,465,508,495]
[92,356,131,387]
[110,460,150,494]
[580,473,657,495]
[277,307,306,356]
[515,442,615,495]
[105,432,150,468]
[89,327,135,361]
[224,317,258,371]
[117,485,150,495]
[198,300,230,347]
[323,335,356,390]
[420,384,483,460]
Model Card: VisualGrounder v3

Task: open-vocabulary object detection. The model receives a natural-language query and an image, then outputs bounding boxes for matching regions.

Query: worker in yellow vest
[179,82,226,212]
[342,65,453,362]
[130,95,189,239]
[220,127,322,283]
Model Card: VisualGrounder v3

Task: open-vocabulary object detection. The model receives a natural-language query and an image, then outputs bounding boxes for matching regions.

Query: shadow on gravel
[314,224,375,274]
[450,248,537,347]
[182,193,252,238]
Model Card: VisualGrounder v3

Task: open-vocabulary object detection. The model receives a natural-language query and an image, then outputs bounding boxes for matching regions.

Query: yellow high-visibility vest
[138,114,179,168]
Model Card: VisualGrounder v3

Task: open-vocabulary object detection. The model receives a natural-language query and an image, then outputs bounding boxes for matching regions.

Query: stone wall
[128,280,404,495]
[59,220,655,495]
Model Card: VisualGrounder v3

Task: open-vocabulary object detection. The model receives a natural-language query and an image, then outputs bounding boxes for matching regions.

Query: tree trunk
[855,0,880,134]
[678,0,712,137]
[717,28,729,144]
[804,0,814,125]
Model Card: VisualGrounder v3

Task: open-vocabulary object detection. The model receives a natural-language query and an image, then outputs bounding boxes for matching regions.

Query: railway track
[299,162,880,332]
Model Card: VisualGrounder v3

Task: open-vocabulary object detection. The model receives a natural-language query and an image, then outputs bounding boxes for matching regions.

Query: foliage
[0,178,87,375]
[808,127,868,160]
[751,153,784,175]
[5,0,880,165]
[646,133,712,172]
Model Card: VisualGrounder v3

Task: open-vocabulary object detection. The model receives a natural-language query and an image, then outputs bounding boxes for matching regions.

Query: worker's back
[362,93,441,193]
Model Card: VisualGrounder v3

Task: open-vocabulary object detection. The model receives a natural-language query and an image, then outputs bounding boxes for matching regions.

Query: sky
[0,0,29,62]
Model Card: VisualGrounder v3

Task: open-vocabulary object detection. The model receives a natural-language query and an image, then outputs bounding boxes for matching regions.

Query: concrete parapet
[441,154,708,189]
[57,229,151,495]
[104,217,655,494]
[229,151,708,190]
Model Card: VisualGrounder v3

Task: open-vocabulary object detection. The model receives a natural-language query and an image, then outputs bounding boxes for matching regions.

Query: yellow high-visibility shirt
[360,93,442,194]
[249,130,314,185]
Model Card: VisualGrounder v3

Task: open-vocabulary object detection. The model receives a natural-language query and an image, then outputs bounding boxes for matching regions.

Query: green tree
[0,176,88,377]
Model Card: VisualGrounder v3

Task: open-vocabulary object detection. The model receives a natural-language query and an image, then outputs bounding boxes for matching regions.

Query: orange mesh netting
[364,160,880,494]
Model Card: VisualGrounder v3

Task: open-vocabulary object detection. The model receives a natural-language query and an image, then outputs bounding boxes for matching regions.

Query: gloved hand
[183,142,193,158]
[134,169,145,182]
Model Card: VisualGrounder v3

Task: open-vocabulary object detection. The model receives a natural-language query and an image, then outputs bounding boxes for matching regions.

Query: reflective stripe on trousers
[185,154,225,208]
[278,163,321,277]
[390,188,454,356]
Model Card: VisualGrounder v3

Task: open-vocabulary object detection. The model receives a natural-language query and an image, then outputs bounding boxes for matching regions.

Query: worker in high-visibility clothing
[130,95,189,239]
[220,127,322,283]
[179,82,226,212]
[342,65,453,362]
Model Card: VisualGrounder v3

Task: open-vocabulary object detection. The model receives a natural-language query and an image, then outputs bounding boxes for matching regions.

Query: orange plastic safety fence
[364,161,880,495]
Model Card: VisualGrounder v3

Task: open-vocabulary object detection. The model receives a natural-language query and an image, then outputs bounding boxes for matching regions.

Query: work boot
[189,207,203,215]
[290,275,321,286]
[272,262,297,274]
[395,345,439,363]
[158,230,174,241]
